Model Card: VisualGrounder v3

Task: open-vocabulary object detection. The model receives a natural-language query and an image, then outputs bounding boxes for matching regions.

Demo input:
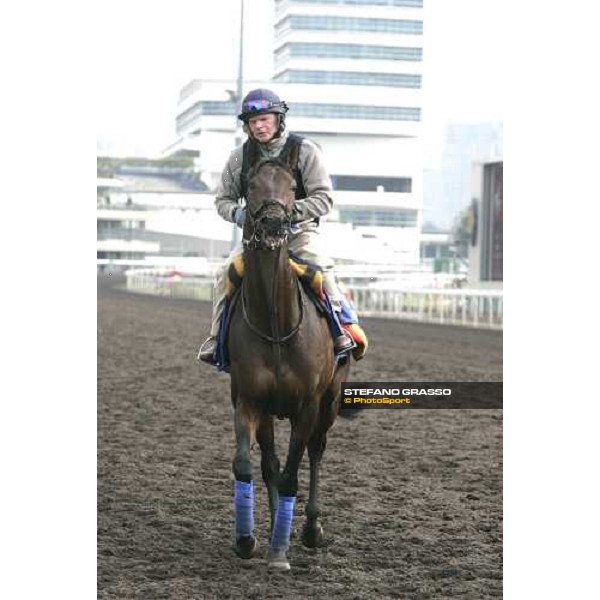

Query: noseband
[244,198,294,250]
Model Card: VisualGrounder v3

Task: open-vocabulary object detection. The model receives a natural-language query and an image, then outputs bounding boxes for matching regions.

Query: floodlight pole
[231,0,245,250]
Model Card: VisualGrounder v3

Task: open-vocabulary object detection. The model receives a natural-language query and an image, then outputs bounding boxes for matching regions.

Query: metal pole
[235,0,244,148]
[231,0,245,250]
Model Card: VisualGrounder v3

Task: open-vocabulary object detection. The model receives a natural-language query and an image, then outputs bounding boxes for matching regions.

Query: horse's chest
[239,363,320,400]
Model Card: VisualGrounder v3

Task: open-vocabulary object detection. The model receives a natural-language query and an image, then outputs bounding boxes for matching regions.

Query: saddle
[215,254,368,371]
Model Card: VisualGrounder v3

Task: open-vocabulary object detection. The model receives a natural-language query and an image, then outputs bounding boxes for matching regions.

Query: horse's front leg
[267,404,317,571]
[232,401,258,559]
[256,415,280,534]
[301,430,328,548]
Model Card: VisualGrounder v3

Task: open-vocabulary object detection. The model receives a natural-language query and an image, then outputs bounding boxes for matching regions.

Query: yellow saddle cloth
[225,254,325,299]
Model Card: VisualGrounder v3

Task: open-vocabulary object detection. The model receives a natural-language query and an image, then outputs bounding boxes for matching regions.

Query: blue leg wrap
[270,495,296,551]
[234,480,254,538]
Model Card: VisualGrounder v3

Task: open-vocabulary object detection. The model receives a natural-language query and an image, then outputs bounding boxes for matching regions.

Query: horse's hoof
[301,522,324,548]
[235,535,257,559]
[267,548,291,572]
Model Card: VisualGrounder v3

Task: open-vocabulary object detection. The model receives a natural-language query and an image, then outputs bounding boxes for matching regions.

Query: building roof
[97,177,125,189]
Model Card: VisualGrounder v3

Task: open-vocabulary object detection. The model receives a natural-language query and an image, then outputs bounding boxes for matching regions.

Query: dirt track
[97,275,502,599]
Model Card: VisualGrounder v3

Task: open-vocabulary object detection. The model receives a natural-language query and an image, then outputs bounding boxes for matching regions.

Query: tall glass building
[168,0,425,264]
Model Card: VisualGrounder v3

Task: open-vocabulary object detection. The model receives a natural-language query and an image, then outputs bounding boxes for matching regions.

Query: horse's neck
[244,246,300,335]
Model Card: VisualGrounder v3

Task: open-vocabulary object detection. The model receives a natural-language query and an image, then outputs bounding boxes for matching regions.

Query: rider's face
[248,113,278,143]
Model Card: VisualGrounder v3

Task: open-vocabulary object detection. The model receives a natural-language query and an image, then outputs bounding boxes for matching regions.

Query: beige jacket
[214,130,334,230]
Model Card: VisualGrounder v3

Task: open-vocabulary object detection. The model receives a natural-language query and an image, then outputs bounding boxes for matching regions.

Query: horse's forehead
[255,163,292,183]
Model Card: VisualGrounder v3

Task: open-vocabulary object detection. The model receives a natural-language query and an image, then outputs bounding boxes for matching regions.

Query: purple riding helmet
[238,89,289,131]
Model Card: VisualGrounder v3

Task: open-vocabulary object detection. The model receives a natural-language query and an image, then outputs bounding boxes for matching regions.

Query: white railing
[125,269,214,302]
[123,269,502,330]
[348,286,502,330]
[99,257,221,275]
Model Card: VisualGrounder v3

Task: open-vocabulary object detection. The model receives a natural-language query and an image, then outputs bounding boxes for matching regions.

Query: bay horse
[226,158,350,571]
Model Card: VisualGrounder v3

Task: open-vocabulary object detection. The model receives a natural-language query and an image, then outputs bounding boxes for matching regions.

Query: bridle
[243,198,294,251]
[241,191,304,373]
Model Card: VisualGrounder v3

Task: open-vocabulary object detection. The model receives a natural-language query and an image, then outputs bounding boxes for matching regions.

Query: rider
[198,88,357,364]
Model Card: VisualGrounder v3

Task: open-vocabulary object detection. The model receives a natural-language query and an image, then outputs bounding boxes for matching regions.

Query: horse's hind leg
[301,430,327,548]
[256,416,280,534]
[232,402,258,559]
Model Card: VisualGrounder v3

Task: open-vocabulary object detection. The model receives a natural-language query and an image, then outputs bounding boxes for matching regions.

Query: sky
[96,0,504,159]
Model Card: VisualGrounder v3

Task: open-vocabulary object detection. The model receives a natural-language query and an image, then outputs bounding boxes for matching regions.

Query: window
[332,175,412,192]
[276,15,423,36]
[176,100,236,132]
[275,42,422,62]
[338,207,418,227]
[292,102,420,121]
[177,101,420,123]
[423,244,438,259]
[275,70,421,88]
[277,0,422,7]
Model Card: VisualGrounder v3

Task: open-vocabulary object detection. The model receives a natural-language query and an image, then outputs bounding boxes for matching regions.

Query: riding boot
[197,269,228,364]
[336,292,368,361]
[322,272,354,354]
[332,316,355,354]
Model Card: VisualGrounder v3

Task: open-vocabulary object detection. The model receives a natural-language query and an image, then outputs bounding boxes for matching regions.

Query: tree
[452,200,477,262]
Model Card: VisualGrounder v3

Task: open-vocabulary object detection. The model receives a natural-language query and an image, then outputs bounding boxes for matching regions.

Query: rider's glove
[234,206,246,228]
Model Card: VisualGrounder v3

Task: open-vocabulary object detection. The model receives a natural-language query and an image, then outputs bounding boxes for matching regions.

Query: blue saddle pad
[216,290,239,373]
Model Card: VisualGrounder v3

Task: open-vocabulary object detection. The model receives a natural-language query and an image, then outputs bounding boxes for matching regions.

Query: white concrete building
[166,0,425,266]
[96,174,231,267]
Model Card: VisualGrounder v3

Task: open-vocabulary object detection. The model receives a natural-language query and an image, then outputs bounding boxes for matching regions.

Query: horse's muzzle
[247,211,292,250]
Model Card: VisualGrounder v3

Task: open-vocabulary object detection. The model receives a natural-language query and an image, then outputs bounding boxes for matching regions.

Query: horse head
[244,159,295,250]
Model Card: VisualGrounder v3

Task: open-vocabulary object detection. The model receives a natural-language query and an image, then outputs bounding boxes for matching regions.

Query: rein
[241,165,304,396]
[240,245,304,344]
